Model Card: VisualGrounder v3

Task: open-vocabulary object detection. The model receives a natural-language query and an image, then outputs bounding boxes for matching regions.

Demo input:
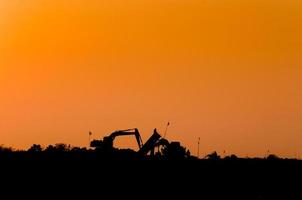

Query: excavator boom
[107,128,143,149]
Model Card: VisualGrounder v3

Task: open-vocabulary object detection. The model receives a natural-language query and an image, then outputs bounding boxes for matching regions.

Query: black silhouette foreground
[0,129,301,199]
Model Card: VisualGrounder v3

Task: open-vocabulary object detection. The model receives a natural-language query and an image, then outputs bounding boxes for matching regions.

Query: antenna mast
[89,131,92,148]
[197,137,200,158]
[163,122,170,139]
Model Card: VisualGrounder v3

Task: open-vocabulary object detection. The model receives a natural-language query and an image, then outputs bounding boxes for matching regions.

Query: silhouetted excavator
[90,128,143,152]
[90,128,188,158]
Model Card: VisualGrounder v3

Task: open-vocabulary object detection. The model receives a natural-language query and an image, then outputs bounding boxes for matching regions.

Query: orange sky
[0,0,302,157]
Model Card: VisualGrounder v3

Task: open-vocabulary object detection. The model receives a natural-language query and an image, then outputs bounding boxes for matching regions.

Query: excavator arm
[108,128,143,149]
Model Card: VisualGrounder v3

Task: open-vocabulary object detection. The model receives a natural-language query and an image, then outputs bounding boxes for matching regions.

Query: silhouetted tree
[225,154,238,160]
[45,145,56,152]
[186,150,191,157]
[0,145,13,152]
[162,142,188,159]
[206,151,221,160]
[54,143,71,152]
[71,147,87,153]
[267,154,279,160]
[28,144,43,152]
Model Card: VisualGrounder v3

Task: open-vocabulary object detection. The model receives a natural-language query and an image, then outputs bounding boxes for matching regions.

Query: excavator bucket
[138,129,161,156]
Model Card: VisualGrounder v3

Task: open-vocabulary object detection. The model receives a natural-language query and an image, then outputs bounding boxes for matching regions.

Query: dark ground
[0,152,301,199]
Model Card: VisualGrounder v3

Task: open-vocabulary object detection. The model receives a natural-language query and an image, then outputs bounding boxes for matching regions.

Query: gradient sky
[0,0,302,157]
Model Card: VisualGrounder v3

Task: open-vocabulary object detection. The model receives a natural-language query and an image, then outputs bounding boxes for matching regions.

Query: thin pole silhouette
[197,137,200,158]
[89,131,92,147]
[163,122,170,139]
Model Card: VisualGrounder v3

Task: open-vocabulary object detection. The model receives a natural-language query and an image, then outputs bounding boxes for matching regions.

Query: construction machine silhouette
[90,128,188,158]
[90,128,144,152]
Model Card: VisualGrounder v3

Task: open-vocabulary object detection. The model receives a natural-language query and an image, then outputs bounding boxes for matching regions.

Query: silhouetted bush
[55,143,71,152]
[0,145,13,152]
[28,144,43,152]
[44,143,72,152]
[71,147,87,153]
[267,154,280,160]
[162,142,188,159]
[206,151,221,160]
[45,145,55,152]
[225,154,238,160]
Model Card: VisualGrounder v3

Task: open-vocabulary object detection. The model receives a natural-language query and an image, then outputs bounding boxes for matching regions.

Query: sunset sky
[0,0,302,157]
